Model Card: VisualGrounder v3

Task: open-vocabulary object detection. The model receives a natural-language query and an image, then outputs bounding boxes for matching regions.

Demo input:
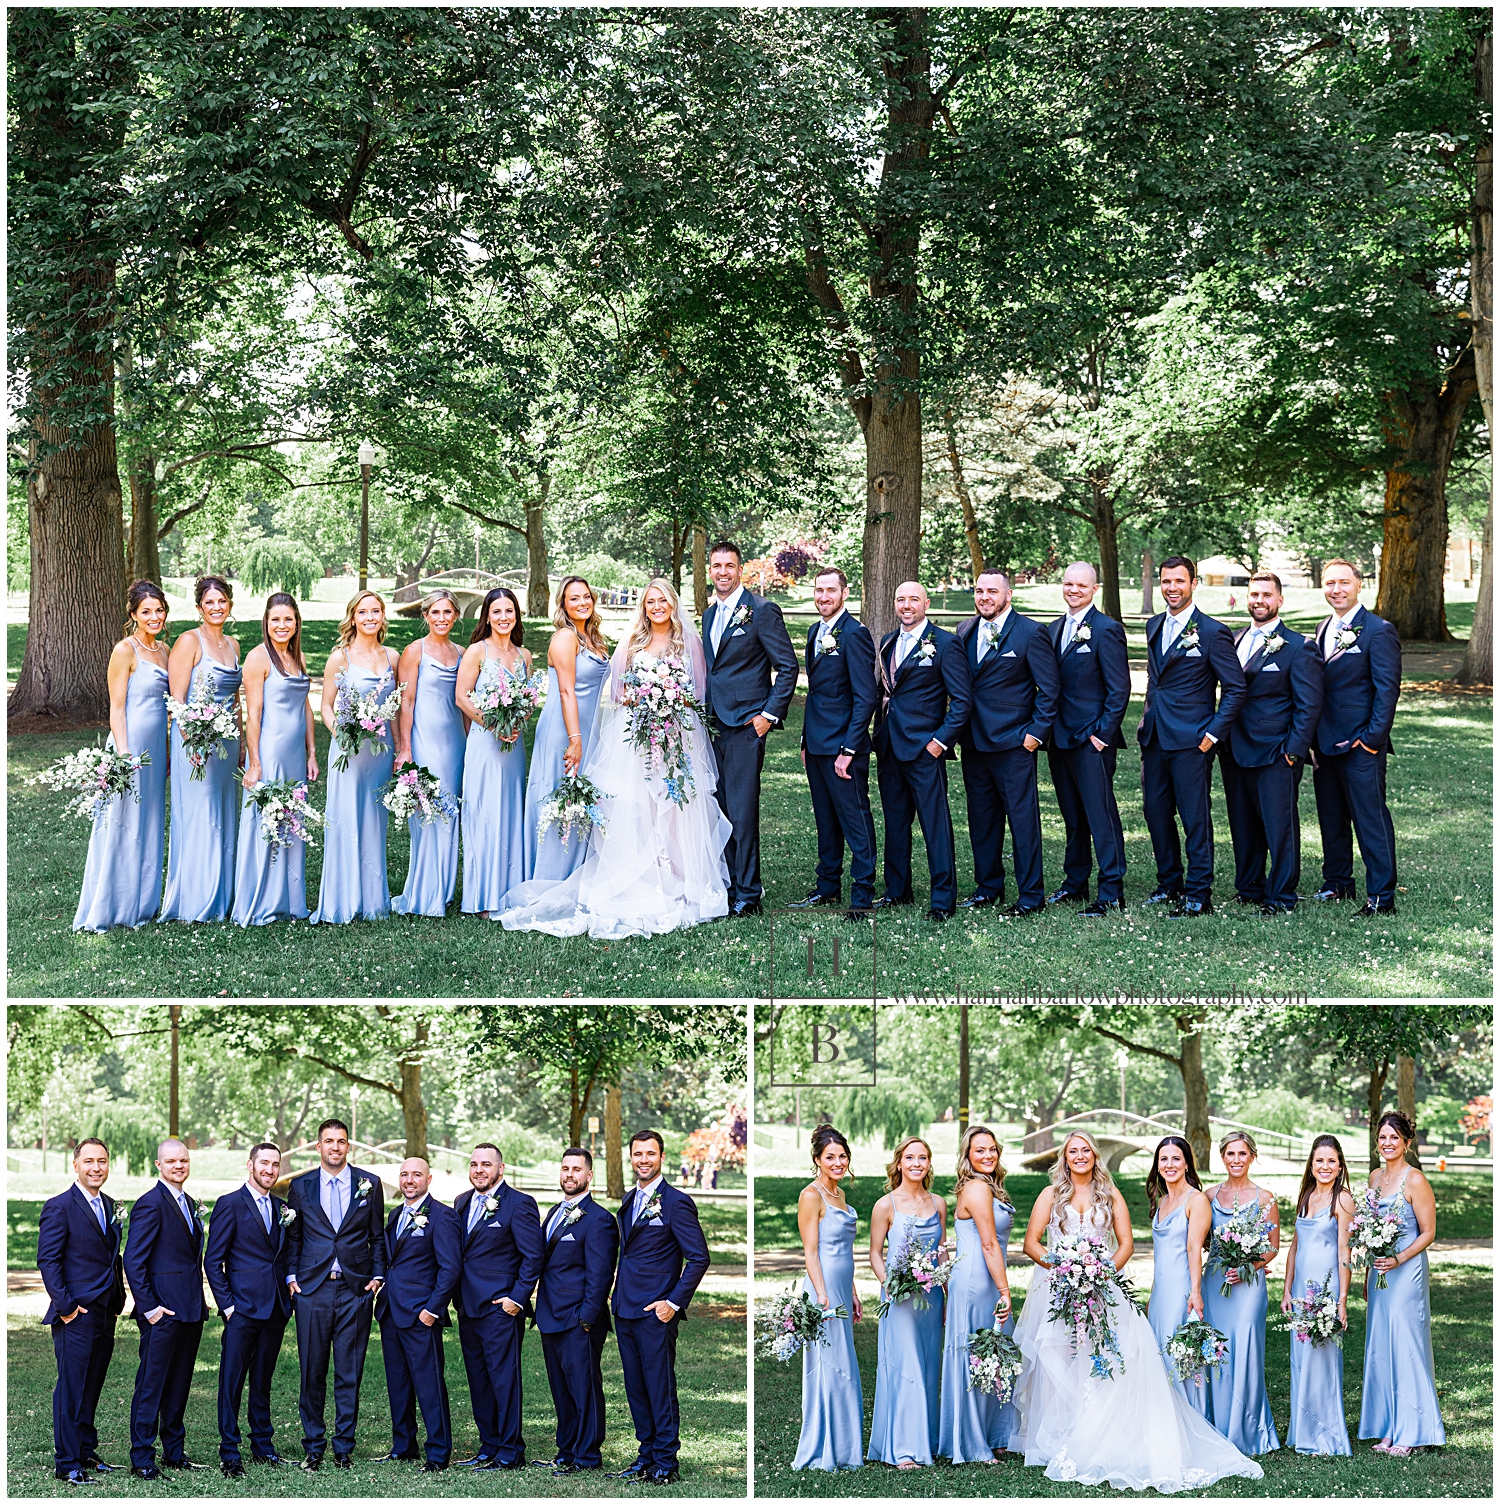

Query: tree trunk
[399,1017,430,1160]
[1366,1058,1391,1171]
[692,524,708,616]
[1023,1054,1073,1153]
[1177,1015,1210,1174]
[1460,39,1492,685]
[569,1061,583,1149]
[943,407,985,579]
[605,1082,624,1200]
[128,455,162,585]
[670,516,685,595]
[1395,1053,1422,1168]
[169,1005,181,1139]
[1141,548,1154,615]
[1090,479,1123,621]
[525,473,551,618]
[957,1004,970,1133]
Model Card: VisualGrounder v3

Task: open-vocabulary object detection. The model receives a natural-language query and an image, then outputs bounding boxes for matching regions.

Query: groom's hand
[834,753,853,779]
[751,714,772,738]
[644,1300,676,1324]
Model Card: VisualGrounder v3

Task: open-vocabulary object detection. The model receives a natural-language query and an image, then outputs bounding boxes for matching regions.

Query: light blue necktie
[257,1194,271,1235]
[469,1192,488,1231]
[1062,615,1077,653]
[713,596,734,653]
[174,1189,195,1232]
[90,1196,106,1233]
[398,1206,412,1238]
[1163,615,1181,654]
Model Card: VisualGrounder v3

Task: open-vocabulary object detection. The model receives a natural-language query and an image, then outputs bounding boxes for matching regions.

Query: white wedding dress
[1011,1199,1263,1494]
[494,611,731,938]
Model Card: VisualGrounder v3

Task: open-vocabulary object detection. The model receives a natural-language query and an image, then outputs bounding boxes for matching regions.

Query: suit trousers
[713,722,767,904]
[51,1307,116,1470]
[1313,746,1397,901]
[541,1323,609,1467]
[615,1312,682,1472]
[293,1276,373,1459]
[1140,741,1216,899]
[217,1310,288,1462]
[129,1314,204,1469]
[1220,750,1304,908]
[381,1317,452,1464]
[457,1303,527,1464]
[805,751,877,905]
[1047,743,1127,903]
[876,750,957,911]
[961,747,1045,905]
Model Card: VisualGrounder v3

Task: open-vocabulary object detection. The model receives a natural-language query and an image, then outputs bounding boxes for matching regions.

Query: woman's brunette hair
[125,579,170,637]
[553,575,608,654]
[1295,1134,1351,1217]
[1376,1111,1416,1148]
[261,593,305,676]
[810,1124,852,1178]
[883,1136,934,1193]
[337,590,388,648]
[1146,1135,1203,1217]
[194,574,233,608]
[955,1125,1012,1205]
[470,587,524,647]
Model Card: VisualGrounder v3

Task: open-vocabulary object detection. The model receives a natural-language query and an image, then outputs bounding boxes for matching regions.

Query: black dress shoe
[1166,897,1213,917]
[1352,899,1396,917]
[162,1459,207,1471]
[1259,902,1293,916]
[454,1454,494,1468]
[845,905,874,922]
[787,889,841,909]
[606,1461,650,1479]
[647,1468,682,1485]
[332,1455,353,1470]
[551,1462,579,1475]
[731,900,763,917]
[62,1470,94,1486]
[1308,885,1355,902]
[959,893,999,909]
[221,1462,245,1479]
[1046,886,1087,905]
[421,1461,448,1472]
[871,895,912,909]
[250,1454,282,1466]
[1080,898,1125,916]
[1144,887,1185,906]
[531,1457,567,1469]
[298,1456,321,1471]
[83,1458,121,1473]
[1001,902,1043,917]
[926,907,953,922]
[1231,893,1264,906]
[373,1451,420,1462]
[130,1467,161,1481]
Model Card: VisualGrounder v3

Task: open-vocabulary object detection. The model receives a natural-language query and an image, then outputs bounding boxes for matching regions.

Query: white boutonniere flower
[354,1178,374,1204]
[1260,633,1285,654]
[1074,623,1092,642]
[916,639,936,663]
[731,603,753,628]
[278,1205,297,1227]
[1178,626,1200,651]
[409,1210,429,1231]
[562,1203,584,1227]
[482,1192,501,1217]
[110,1204,128,1229]
[816,627,840,656]
[1333,624,1361,651]
[639,1192,665,1223]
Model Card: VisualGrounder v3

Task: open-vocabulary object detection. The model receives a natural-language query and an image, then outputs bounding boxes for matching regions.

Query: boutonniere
[730,603,753,629]
[1177,625,1200,651]
[1260,632,1285,654]
[278,1205,297,1227]
[816,627,840,656]
[638,1191,664,1223]
[1073,623,1092,642]
[1332,623,1361,651]
[110,1204,127,1230]
[561,1203,584,1228]
[482,1192,501,1217]
[353,1178,374,1205]
[916,638,936,663]
[408,1209,429,1231]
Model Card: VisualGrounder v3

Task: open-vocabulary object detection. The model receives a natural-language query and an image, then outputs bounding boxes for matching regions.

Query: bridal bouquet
[238,776,325,858]
[164,680,238,779]
[28,744,151,823]
[967,1306,1024,1402]
[330,677,402,771]
[755,1286,848,1363]
[1349,1188,1404,1289]
[619,651,704,807]
[537,771,606,848]
[472,661,547,749]
[1283,1273,1344,1347]
[1207,1199,1275,1296]
[381,761,457,830]
[876,1229,960,1319]
[1161,1317,1230,1388]
[1045,1230,1140,1379]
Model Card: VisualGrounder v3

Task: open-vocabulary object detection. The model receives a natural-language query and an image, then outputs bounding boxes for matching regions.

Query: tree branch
[295,1051,402,1100]
[445,496,528,538]
[803,234,872,435]
[934,11,1017,104]
[1089,1025,1183,1072]
[303,117,380,261]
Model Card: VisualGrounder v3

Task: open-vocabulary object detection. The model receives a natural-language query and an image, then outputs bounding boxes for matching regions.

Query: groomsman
[533,1147,620,1476]
[374,1159,460,1471]
[37,1138,126,1485]
[1309,559,1402,915]
[702,540,799,915]
[284,1118,387,1469]
[954,568,1060,915]
[1045,562,1131,915]
[1137,555,1246,916]
[608,1130,711,1485]
[791,566,879,918]
[452,1144,543,1469]
[1219,572,1324,914]
[204,1143,292,1475]
[123,1139,208,1478]
[872,581,973,920]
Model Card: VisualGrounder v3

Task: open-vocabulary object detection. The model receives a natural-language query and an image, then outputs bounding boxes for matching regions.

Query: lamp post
[474,523,482,575]
[40,1092,48,1176]
[358,440,375,592]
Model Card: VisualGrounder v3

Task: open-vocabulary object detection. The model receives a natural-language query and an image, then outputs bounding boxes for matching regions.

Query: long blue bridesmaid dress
[868,1202,944,1466]
[791,1189,863,1471]
[310,663,395,924]
[1358,1176,1445,1449]
[461,656,529,914]
[1286,1208,1352,1455]
[73,641,169,931]
[522,645,610,881]
[1203,1194,1281,1455]
[392,650,465,916]
[232,662,311,926]
[159,630,241,923]
[1147,1199,1212,1417]
[938,1196,1020,1460]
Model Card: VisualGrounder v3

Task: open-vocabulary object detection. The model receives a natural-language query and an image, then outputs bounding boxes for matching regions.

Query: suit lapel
[544,1196,581,1258]
[299,1174,336,1237]
[1059,607,1091,661]
[73,1183,112,1247]
[895,623,932,685]
[1324,605,1364,664]
[703,601,718,668]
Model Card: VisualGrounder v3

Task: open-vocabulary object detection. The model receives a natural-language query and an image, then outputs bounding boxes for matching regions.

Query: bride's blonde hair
[627,578,687,660]
[1050,1130,1117,1223]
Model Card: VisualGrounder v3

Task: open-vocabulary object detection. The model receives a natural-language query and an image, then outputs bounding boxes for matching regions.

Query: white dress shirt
[1161,601,1195,652]
[1060,604,1089,653]
[711,585,745,653]
[1325,608,1360,659]
[1239,616,1281,667]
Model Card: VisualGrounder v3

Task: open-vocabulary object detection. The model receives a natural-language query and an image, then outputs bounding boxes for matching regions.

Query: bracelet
[568,734,582,741]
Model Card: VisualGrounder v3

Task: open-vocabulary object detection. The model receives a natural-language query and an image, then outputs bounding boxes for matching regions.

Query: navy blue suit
[800,610,879,906]
[205,1185,291,1463]
[536,1195,620,1468]
[123,1181,206,1469]
[703,589,799,905]
[1046,607,1130,903]
[1219,624,1324,908]
[452,1181,544,1465]
[1137,607,1247,900]
[955,610,1060,906]
[376,1196,460,1464]
[611,1182,711,1474]
[872,622,972,912]
[38,1184,126,1472]
[1312,606,1402,902]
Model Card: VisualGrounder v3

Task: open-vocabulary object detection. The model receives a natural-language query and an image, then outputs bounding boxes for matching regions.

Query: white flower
[354,1178,373,1202]
[1334,626,1360,650]
[731,603,753,627]
[917,638,936,661]
[1260,633,1285,654]
[1074,623,1092,642]
[816,627,840,656]
[409,1210,429,1230]
[482,1193,500,1216]
[278,1206,297,1227]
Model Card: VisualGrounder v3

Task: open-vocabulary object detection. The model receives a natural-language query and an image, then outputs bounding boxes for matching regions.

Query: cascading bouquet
[164,680,238,779]
[876,1227,960,1319]
[1283,1272,1344,1346]
[471,660,547,750]
[755,1285,849,1363]
[238,776,325,858]
[28,744,152,823]
[1349,1188,1405,1289]
[330,677,403,771]
[381,762,457,830]
[537,771,606,848]
[967,1298,1024,1401]
[1044,1229,1141,1379]
[619,651,705,807]
[1207,1198,1276,1297]
[1161,1316,1231,1388]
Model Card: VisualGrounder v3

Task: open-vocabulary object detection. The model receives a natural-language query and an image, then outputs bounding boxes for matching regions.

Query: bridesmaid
[868,1137,946,1469]
[232,593,318,926]
[1282,1134,1354,1456]
[74,581,172,931]
[1203,1130,1281,1455]
[159,575,242,923]
[1144,1136,1214,1417]
[392,590,466,916]
[938,1125,1019,1463]
[792,1125,864,1472]
[1359,1111,1445,1456]
[310,590,400,923]
[457,587,532,916]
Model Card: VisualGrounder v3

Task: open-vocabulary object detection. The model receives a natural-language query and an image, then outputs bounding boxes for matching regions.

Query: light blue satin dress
[461,655,529,914]
[1203,1195,1281,1455]
[1286,1210,1352,1455]
[1358,1181,1445,1448]
[73,641,169,931]
[392,651,465,916]
[310,663,395,924]
[159,633,241,923]
[1147,1199,1211,1417]
[792,1195,863,1471]
[868,1204,944,1466]
[523,646,610,881]
[939,1197,1019,1460]
[231,662,311,926]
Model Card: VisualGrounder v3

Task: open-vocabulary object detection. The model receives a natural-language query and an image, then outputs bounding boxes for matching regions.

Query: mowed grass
[752,1264,1491,1497]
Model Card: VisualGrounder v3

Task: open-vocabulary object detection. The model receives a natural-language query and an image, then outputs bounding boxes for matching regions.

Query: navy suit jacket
[702,590,798,729]
[954,610,1060,753]
[1137,608,1247,750]
[375,1194,461,1329]
[1314,606,1401,755]
[1227,624,1324,766]
[872,622,971,760]
[535,1194,619,1335]
[1047,607,1130,750]
[204,1185,291,1321]
[122,1181,206,1323]
[801,610,878,756]
[284,1165,387,1292]
[451,1180,544,1321]
[610,1181,710,1319]
[37,1183,126,1326]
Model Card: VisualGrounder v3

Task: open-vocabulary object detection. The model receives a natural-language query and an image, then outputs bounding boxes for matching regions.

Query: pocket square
[561,1232,576,1241]
[730,627,747,637]
[1345,645,1362,654]
[1002,649,1017,658]
[1077,645,1092,654]
[1261,662,1281,672]
[1185,647,1202,657]
[648,1217,665,1226]
[410,1229,427,1238]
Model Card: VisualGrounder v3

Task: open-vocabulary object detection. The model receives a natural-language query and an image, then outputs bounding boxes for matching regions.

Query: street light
[474,523,482,575]
[40,1092,48,1176]
[357,440,376,592]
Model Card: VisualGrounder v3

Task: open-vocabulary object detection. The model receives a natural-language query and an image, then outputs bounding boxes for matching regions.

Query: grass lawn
[752,1263,1491,1496]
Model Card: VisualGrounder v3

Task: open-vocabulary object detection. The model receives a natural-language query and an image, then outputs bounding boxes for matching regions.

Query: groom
[702,540,798,915]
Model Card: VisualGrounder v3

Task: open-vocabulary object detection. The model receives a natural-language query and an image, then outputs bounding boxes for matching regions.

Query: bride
[495,577,732,938]
[1010,1131,1263,1494]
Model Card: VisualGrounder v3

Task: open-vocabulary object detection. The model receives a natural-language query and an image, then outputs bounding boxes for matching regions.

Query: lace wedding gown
[1011,1199,1263,1494]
